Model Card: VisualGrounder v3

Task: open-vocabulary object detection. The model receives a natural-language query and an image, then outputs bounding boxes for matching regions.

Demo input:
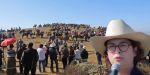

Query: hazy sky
[0,0,150,34]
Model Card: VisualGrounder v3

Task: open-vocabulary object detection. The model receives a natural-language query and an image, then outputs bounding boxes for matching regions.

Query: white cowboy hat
[89,19,150,57]
[83,46,87,49]
[50,43,56,47]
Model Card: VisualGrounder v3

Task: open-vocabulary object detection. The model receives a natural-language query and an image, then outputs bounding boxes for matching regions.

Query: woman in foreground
[90,19,150,75]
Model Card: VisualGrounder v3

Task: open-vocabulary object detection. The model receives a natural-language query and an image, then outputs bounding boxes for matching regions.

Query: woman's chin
[113,61,124,66]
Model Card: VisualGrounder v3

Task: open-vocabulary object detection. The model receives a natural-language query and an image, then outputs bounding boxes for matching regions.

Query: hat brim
[89,32,150,57]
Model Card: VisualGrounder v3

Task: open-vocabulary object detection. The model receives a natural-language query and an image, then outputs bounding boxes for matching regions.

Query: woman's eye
[120,44,127,47]
[108,45,115,48]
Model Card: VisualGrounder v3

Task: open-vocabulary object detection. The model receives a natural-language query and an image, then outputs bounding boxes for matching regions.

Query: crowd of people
[1,32,15,40]
[0,37,91,75]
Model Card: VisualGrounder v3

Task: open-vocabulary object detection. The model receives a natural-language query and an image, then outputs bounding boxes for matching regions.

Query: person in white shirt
[37,44,46,72]
[74,47,81,62]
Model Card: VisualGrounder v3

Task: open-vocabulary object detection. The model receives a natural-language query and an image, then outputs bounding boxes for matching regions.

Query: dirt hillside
[1,26,106,75]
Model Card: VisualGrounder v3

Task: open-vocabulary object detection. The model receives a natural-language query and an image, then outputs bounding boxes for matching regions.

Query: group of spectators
[1,32,15,40]
[0,38,89,75]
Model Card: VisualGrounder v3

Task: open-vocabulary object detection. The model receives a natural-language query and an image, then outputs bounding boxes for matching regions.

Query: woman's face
[106,39,137,67]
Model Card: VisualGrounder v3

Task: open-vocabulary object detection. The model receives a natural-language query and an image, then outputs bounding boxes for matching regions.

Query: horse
[22,32,30,39]
[46,32,51,38]
[78,34,84,38]
[50,28,56,31]
[33,25,37,28]
[71,34,78,41]
[36,32,44,38]
[20,30,25,34]
[56,33,62,38]
[38,25,42,27]
[60,35,70,42]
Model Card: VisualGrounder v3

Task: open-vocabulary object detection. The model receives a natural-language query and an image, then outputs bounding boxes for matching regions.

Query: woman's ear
[134,46,138,57]
[134,46,137,52]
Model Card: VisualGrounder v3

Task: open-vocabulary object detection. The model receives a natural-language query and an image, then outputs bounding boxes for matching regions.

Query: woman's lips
[114,57,123,61]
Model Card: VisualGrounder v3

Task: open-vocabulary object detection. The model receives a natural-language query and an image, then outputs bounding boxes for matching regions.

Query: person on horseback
[52,34,55,43]
[74,30,78,41]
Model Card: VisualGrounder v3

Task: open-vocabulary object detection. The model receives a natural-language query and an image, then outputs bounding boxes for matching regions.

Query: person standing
[64,32,67,43]
[81,46,88,62]
[37,44,46,72]
[30,31,32,38]
[20,42,39,75]
[0,49,4,72]
[43,44,49,67]
[74,47,82,62]
[52,34,55,43]
[79,41,83,50]
[59,39,63,46]
[6,44,16,75]
[96,51,102,65]
[55,39,60,52]
[19,39,24,49]
[17,43,27,74]
[49,43,59,72]
[61,44,69,69]
[16,39,19,53]
[69,46,74,64]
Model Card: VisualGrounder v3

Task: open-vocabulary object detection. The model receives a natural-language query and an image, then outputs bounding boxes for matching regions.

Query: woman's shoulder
[130,66,144,75]
[7,49,15,51]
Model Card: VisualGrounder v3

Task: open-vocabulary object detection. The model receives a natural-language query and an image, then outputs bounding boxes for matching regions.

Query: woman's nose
[115,46,121,53]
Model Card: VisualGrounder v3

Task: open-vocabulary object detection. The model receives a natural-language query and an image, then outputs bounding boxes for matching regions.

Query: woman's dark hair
[9,44,14,49]
[104,38,144,68]
[69,46,74,55]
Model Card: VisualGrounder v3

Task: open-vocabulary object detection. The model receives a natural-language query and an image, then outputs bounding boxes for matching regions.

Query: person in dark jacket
[17,43,27,74]
[61,44,69,69]
[69,46,74,64]
[49,43,59,72]
[20,42,39,75]
[55,39,60,52]
[81,46,88,62]
[96,51,102,65]
[0,49,4,72]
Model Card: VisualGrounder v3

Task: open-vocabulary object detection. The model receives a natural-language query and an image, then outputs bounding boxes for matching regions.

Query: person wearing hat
[81,46,88,62]
[17,43,27,74]
[49,43,59,72]
[6,44,16,75]
[20,42,39,75]
[89,19,150,75]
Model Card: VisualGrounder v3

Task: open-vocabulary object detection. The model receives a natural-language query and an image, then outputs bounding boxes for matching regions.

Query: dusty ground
[1,26,106,75]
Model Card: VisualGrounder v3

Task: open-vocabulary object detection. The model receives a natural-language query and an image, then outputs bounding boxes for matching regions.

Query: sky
[0,0,150,35]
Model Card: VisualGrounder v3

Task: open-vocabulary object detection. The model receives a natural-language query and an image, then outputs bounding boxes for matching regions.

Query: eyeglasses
[106,42,132,53]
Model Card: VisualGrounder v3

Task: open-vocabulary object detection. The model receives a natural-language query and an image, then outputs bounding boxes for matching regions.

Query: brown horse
[60,34,70,41]
[71,34,78,41]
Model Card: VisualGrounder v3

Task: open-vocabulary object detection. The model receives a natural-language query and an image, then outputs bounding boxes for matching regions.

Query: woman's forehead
[107,38,130,44]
